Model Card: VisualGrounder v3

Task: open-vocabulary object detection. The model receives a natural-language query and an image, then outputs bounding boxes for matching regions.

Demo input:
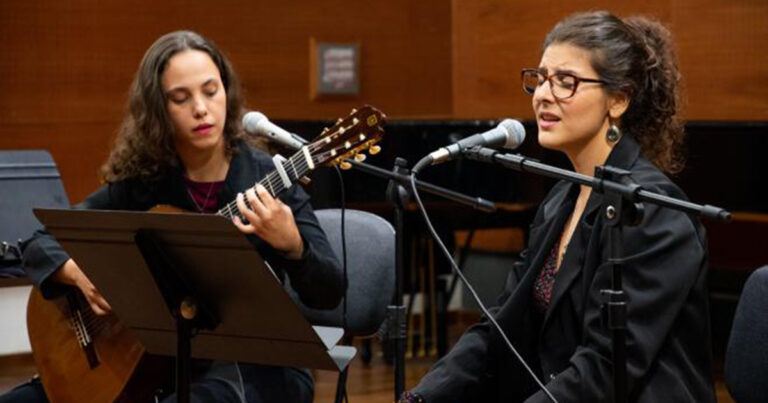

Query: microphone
[411,119,525,174]
[242,111,309,151]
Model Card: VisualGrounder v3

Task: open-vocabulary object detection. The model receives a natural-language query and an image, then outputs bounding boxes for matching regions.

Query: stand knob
[180,298,197,320]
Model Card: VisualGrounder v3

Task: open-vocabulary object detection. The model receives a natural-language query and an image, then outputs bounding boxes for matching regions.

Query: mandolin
[26,105,386,402]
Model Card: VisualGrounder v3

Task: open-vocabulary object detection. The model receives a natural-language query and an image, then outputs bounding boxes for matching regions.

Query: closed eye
[552,73,576,89]
[203,82,219,98]
[167,89,190,104]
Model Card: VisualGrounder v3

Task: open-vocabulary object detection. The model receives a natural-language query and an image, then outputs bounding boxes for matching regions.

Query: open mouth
[538,112,560,129]
[539,112,560,122]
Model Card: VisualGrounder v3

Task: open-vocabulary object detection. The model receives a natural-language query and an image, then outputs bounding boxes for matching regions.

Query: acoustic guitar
[26,105,387,402]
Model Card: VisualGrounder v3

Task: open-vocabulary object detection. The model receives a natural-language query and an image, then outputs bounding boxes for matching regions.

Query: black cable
[334,166,349,400]
[333,166,348,331]
[408,172,559,403]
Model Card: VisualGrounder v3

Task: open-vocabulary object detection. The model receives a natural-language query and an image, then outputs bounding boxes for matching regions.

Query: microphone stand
[464,146,730,403]
[345,158,495,401]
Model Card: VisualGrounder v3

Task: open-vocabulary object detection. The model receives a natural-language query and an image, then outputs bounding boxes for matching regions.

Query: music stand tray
[34,208,355,373]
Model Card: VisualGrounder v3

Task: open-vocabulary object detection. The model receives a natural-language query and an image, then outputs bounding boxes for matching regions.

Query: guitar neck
[215,105,385,220]
[216,148,313,220]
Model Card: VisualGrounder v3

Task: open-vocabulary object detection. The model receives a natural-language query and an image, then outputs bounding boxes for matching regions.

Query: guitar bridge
[68,293,101,369]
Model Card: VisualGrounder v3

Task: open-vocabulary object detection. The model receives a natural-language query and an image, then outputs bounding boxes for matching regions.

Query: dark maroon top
[183,177,225,214]
[533,240,560,313]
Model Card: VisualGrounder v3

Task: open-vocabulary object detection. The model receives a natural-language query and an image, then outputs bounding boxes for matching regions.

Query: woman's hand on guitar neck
[233,184,305,260]
[52,258,113,316]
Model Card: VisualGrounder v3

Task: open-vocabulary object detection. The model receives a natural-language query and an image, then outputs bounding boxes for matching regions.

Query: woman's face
[161,49,227,156]
[532,43,620,157]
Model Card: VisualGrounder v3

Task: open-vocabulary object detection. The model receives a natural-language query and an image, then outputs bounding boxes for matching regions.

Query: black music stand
[34,208,355,403]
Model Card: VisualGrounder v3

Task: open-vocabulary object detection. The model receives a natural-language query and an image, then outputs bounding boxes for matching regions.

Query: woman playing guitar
[4,30,344,403]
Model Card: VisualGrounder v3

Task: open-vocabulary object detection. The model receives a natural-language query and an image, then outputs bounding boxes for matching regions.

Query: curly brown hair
[543,11,685,174]
[101,30,258,181]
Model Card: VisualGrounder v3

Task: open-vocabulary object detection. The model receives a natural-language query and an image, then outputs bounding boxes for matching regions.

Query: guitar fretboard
[213,105,383,222]
[216,149,313,221]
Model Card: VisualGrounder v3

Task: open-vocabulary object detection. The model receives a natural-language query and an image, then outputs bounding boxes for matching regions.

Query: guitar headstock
[308,105,386,169]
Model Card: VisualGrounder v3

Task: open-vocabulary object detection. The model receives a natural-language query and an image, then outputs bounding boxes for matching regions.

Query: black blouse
[21,141,343,310]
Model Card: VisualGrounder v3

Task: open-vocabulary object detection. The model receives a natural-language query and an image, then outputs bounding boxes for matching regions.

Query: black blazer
[22,141,343,310]
[413,136,716,402]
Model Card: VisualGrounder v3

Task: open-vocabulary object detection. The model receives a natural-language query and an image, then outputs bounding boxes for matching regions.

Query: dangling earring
[606,123,621,143]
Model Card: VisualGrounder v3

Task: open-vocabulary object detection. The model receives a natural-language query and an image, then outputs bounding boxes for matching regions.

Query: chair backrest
[0,150,69,277]
[725,265,768,403]
[291,208,395,337]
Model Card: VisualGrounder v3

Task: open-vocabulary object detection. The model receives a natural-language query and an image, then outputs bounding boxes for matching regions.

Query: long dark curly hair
[101,30,256,181]
[544,11,685,174]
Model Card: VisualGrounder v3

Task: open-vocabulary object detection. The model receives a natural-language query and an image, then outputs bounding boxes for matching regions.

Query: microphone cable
[333,165,350,403]
[408,171,559,403]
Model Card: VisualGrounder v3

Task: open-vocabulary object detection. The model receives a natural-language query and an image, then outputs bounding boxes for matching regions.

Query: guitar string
[79,308,121,340]
[80,309,107,337]
[85,319,108,336]
[217,116,376,219]
[218,148,316,220]
[83,310,120,337]
[219,149,312,215]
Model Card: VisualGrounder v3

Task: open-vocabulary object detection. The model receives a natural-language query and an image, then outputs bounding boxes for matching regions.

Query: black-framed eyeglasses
[521,68,608,100]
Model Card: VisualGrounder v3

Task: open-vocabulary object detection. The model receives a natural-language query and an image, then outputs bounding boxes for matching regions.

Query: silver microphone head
[242,111,268,134]
[498,119,526,150]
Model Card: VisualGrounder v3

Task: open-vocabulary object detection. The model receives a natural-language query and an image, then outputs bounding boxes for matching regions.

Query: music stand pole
[134,229,219,403]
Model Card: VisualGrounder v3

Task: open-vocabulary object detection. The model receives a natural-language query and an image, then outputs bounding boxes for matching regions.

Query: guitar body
[27,288,171,403]
[150,204,186,214]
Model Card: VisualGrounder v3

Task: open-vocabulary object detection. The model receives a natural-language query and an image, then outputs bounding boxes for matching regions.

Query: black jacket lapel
[540,135,642,330]
[496,182,574,329]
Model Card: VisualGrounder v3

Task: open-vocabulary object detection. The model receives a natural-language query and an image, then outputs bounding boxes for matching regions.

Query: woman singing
[402,11,715,403]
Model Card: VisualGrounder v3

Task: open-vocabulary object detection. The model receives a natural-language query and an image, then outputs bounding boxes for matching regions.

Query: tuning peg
[354,153,367,162]
[322,127,329,134]
[339,161,352,170]
[351,108,357,114]
[369,145,381,155]
[336,118,343,124]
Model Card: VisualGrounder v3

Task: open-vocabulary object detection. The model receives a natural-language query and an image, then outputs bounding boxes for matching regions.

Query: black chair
[0,151,69,401]
[725,265,768,403]
[288,208,396,403]
[0,150,69,278]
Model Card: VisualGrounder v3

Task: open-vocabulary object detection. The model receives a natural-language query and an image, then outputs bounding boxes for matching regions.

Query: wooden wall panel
[452,0,768,121]
[0,1,452,202]
[672,1,768,120]
[1,0,765,204]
